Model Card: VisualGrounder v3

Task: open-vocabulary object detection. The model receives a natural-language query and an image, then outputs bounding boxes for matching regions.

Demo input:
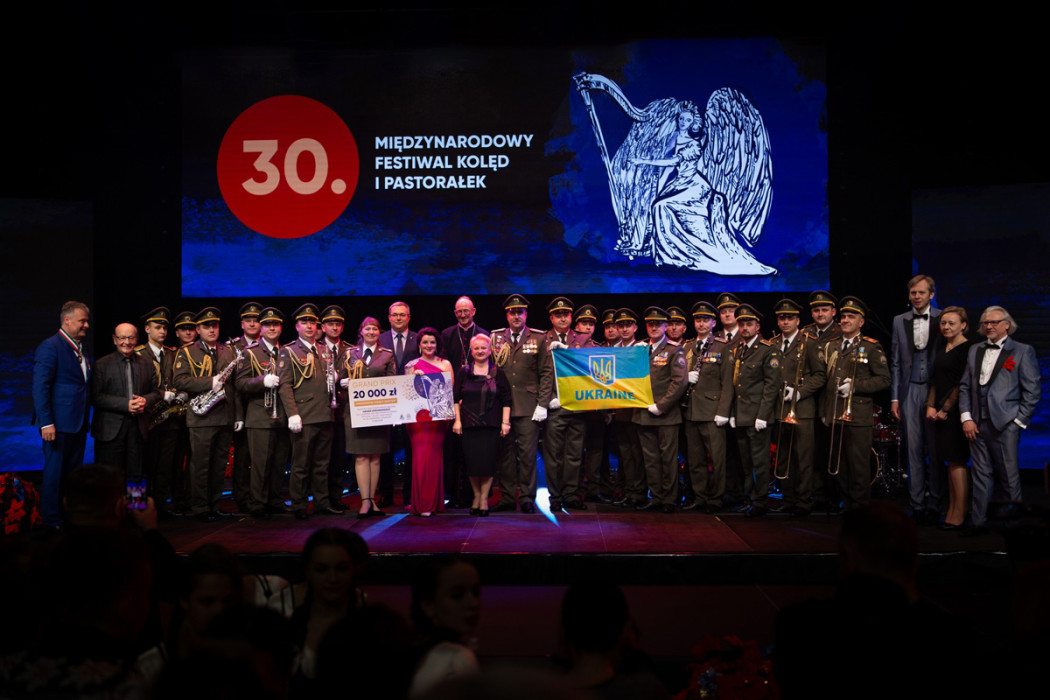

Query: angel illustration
[573,73,776,276]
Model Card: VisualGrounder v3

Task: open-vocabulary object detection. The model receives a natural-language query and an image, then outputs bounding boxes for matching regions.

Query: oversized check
[347,371,455,428]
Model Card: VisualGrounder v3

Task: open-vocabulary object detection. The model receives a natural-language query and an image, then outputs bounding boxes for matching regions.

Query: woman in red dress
[405,328,454,516]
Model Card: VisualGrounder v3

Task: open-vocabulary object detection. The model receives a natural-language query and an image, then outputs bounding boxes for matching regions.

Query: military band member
[601,309,620,347]
[666,305,690,503]
[682,301,733,513]
[573,304,613,503]
[770,299,826,517]
[597,308,625,501]
[227,301,263,514]
[803,290,843,511]
[633,307,688,513]
[135,306,182,514]
[277,303,339,520]
[539,296,595,511]
[823,297,891,510]
[339,316,397,518]
[729,304,781,517]
[320,304,350,511]
[235,307,290,520]
[491,294,549,513]
[716,292,747,508]
[612,308,646,508]
[173,307,240,522]
[168,310,198,513]
[666,306,688,345]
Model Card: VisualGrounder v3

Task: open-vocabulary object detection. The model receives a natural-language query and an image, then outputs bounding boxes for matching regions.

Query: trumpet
[190,345,244,416]
[264,355,278,419]
[325,348,338,409]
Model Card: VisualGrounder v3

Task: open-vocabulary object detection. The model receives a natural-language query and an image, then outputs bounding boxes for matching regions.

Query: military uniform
[173,312,240,519]
[633,328,688,509]
[802,291,844,510]
[492,302,548,511]
[611,308,645,506]
[278,308,337,517]
[729,305,781,513]
[823,331,891,508]
[682,334,733,510]
[235,318,289,517]
[135,307,181,510]
[770,328,826,514]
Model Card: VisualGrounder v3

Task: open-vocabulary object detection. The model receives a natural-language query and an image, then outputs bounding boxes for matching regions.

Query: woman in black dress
[925,306,973,529]
[452,334,511,515]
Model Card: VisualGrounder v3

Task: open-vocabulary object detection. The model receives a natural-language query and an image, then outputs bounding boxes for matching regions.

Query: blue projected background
[181,39,827,298]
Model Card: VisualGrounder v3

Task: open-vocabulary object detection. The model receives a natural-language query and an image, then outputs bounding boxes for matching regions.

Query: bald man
[91,323,161,477]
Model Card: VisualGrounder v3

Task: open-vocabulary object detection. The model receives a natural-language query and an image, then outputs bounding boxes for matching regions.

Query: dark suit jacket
[91,351,161,441]
[959,336,1040,431]
[32,331,91,433]
[379,329,420,374]
[890,306,941,403]
[441,323,487,371]
[730,337,782,427]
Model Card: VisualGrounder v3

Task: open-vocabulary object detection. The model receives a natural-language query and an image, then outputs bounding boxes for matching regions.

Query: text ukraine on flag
[552,346,654,410]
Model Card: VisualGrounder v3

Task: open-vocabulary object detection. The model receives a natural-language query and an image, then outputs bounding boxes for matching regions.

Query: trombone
[774,337,805,480]
[827,343,866,476]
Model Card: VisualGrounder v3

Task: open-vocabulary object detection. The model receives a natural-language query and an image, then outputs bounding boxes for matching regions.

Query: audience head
[178,544,244,636]
[411,555,481,643]
[63,464,125,527]
[301,527,369,607]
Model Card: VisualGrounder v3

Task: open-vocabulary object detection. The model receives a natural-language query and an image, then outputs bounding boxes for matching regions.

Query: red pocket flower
[1003,355,1016,372]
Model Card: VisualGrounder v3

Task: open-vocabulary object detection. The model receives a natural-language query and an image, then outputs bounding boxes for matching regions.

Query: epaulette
[668,339,682,346]
[492,328,507,334]
[803,331,817,340]
[863,336,879,344]
[179,341,194,348]
[710,336,726,343]
[246,340,260,349]
[227,336,241,345]
[770,334,783,343]
[134,344,147,352]
[760,338,774,346]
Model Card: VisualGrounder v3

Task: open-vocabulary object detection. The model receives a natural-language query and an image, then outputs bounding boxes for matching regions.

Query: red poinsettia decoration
[1003,355,1016,372]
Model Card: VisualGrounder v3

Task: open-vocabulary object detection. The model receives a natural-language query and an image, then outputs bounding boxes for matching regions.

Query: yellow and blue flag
[553,346,653,410]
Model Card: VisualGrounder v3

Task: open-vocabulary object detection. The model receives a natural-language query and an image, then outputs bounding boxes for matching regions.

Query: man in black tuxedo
[378,301,420,506]
[91,323,161,477]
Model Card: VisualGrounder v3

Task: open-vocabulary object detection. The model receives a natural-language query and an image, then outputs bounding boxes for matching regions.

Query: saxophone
[149,391,188,429]
[190,345,244,416]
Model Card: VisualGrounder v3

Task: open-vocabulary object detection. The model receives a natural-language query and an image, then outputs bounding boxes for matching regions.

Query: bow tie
[912,313,928,320]
[985,342,1001,350]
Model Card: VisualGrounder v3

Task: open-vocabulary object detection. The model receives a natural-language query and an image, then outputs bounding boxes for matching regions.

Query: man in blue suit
[959,306,1040,534]
[889,274,941,523]
[32,301,92,528]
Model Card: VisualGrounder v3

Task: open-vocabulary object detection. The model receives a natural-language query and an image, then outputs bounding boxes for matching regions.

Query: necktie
[395,334,404,364]
[842,338,851,353]
[559,333,566,344]
[364,347,373,365]
[124,357,133,399]
[782,339,789,354]
[512,333,519,346]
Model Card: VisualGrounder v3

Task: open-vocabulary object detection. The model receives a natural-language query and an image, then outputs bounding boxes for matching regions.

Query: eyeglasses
[114,335,136,342]
[981,319,1006,326]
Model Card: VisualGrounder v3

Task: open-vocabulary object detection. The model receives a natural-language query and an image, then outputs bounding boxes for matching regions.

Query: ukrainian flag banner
[553,346,653,410]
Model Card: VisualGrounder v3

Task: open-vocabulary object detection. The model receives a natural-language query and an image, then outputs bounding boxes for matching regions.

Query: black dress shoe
[940,522,964,531]
[565,499,588,511]
[479,508,490,517]
[596,494,614,504]
[329,501,348,512]
[195,512,217,523]
[213,510,236,519]
[251,509,271,520]
[635,500,657,511]
[731,502,752,514]
[549,501,564,512]
[293,510,309,521]
[681,501,699,511]
[744,505,768,518]
[790,507,811,518]
[319,506,344,515]
[660,504,675,514]
[493,503,516,512]
[469,507,481,516]
[702,504,721,514]
[267,504,292,514]
[520,501,536,514]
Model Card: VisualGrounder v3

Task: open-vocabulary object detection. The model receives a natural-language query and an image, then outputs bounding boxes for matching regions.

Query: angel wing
[701,88,772,247]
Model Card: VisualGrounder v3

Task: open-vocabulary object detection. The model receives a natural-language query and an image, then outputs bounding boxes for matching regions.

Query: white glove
[176,392,189,404]
[263,374,280,388]
[688,370,699,384]
[822,417,829,427]
[288,415,303,433]
[549,341,568,350]
[837,378,852,398]
[340,377,350,388]
[549,397,561,410]
[532,406,548,422]
[729,417,737,428]
[233,421,244,432]
[647,404,661,416]
[211,376,223,392]
[783,386,796,402]
[755,418,768,431]
[714,415,729,427]
[163,390,176,403]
